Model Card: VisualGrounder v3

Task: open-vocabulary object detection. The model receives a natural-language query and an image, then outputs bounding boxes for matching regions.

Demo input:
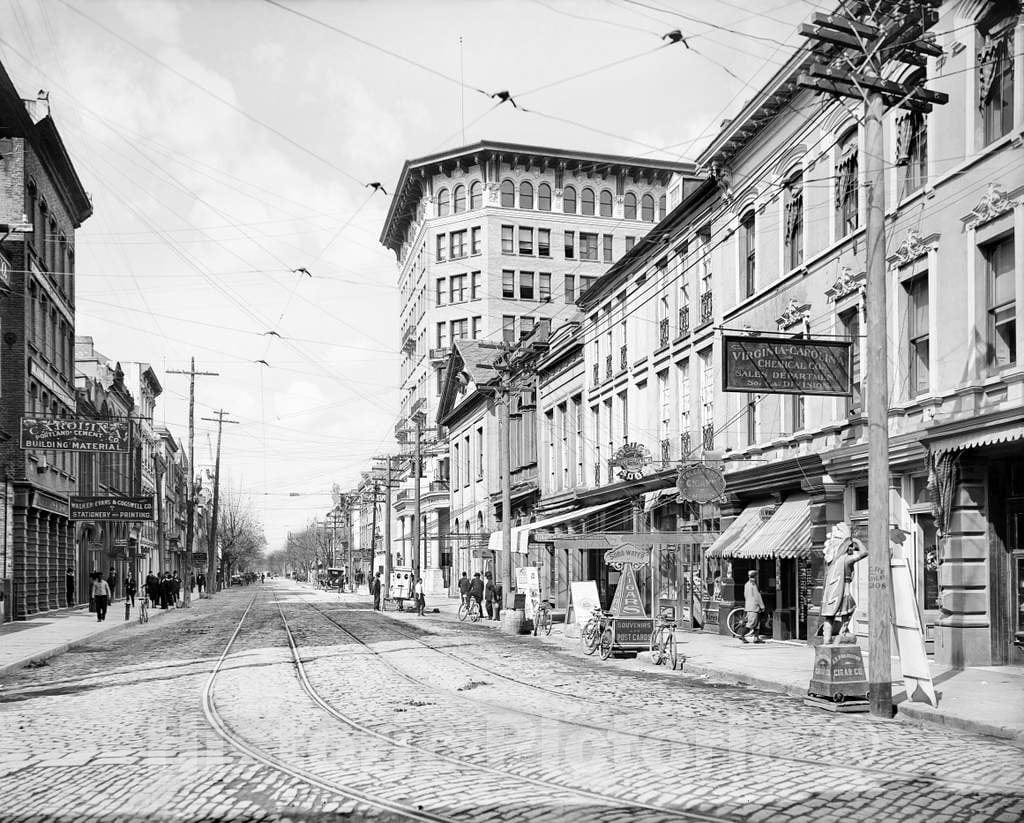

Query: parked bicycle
[138,596,149,624]
[726,605,773,640]
[649,610,681,670]
[533,599,553,637]
[458,596,482,623]
[581,606,612,655]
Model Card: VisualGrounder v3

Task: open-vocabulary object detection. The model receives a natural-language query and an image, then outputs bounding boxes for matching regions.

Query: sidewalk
[0,596,200,678]
[400,593,1024,746]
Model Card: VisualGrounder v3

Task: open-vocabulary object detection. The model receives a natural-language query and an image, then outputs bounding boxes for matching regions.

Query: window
[501,225,514,254]
[437,188,450,217]
[572,395,583,486]
[840,307,862,413]
[641,194,655,222]
[437,321,449,348]
[896,110,927,197]
[453,184,466,214]
[471,271,481,300]
[625,236,636,252]
[699,348,714,448]
[784,175,804,271]
[564,274,576,303]
[580,233,598,261]
[658,370,670,450]
[477,426,485,478]
[452,442,460,487]
[538,182,552,211]
[519,271,535,300]
[471,316,482,339]
[905,273,930,395]
[451,318,469,341]
[519,226,534,255]
[520,316,535,339]
[538,228,550,257]
[502,269,515,298]
[745,393,758,446]
[470,180,483,209]
[579,275,595,295]
[658,194,667,221]
[581,187,595,216]
[539,273,551,302]
[603,234,613,263]
[471,226,481,255]
[436,277,446,306]
[500,180,515,207]
[740,212,756,298]
[563,186,577,214]
[520,181,534,210]
[986,235,1016,369]
[450,229,467,259]
[788,394,805,433]
[979,11,1015,145]
[835,130,859,236]
[502,315,516,343]
[564,230,575,259]
[624,192,637,220]
[678,359,691,452]
[599,189,613,217]
[436,234,446,262]
[449,274,467,303]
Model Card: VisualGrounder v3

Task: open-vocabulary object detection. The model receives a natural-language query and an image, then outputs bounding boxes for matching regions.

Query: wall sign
[722,334,852,396]
[70,496,155,521]
[21,418,130,452]
[610,442,652,481]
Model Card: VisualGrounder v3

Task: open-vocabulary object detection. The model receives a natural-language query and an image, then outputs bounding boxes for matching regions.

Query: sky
[0,0,814,550]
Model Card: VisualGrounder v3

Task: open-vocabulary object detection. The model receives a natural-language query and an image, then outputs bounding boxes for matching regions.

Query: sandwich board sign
[891,557,937,707]
[566,579,601,637]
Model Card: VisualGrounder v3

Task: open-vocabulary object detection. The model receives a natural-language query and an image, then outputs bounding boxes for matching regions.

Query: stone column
[13,506,28,618]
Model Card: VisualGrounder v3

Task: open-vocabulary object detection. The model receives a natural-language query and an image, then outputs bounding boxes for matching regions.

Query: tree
[217,489,267,578]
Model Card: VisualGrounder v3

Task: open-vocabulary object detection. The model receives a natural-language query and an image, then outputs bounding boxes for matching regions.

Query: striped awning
[730,494,811,560]
[930,424,1024,455]
[705,502,773,558]
[487,500,617,555]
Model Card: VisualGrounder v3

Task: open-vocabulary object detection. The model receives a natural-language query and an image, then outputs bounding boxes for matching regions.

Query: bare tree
[217,489,267,579]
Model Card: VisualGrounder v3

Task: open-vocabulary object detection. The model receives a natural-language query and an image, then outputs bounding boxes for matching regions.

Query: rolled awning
[730,494,811,560]
[705,503,772,558]
[487,500,618,555]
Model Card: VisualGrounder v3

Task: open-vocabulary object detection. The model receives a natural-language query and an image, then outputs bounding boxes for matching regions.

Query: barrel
[501,608,526,635]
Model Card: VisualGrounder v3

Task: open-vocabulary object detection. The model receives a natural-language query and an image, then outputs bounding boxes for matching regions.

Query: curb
[895,701,1024,746]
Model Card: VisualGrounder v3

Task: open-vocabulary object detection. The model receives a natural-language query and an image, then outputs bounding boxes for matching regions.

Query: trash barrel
[502,608,525,635]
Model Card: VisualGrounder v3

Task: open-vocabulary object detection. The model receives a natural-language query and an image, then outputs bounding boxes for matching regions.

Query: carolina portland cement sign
[722,334,852,396]
[21,418,130,452]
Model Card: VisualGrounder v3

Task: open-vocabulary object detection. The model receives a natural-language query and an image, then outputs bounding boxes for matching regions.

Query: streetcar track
[304,596,1024,796]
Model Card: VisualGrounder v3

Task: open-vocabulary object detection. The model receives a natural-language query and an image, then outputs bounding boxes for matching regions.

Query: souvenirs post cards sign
[604,544,653,647]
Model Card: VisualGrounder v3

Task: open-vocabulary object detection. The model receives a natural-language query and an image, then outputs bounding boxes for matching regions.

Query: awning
[486,500,618,555]
[930,424,1024,455]
[643,487,676,512]
[731,494,811,560]
[705,503,772,558]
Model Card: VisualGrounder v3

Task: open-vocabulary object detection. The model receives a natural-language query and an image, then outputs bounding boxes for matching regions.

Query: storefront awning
[731,495,811,560]
[930,423,1024,455]
[705,503,772,558]
[486,500,617,555]
[643,487,676,512]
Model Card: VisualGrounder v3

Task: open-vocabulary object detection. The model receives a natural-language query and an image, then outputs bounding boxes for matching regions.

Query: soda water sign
[722,335,852,397]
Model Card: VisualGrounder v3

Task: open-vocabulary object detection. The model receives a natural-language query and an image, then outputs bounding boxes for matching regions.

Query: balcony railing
[702,423,715,451]
[619,345,627,371]
[699,292,713,325]
[594,463,602,486]
[592,362,600,386]
[678,305,690,337]
[401,327,416,353]
[680,431,692,458]
[659,318,670,347]
[605,354,613,380]
[660,438,671,462]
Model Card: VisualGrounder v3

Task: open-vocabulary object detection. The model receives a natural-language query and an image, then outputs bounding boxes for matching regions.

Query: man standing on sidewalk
[370,572,382,611]
[737,570,765,644]
[65,567,76,608]
[90,573,111,622]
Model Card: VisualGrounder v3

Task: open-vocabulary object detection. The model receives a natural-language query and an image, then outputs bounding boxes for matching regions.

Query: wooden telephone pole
[797,1,947,718]
[166,358,218,607]
[200,410,239,594]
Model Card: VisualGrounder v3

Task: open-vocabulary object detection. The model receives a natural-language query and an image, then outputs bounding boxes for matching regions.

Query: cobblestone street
[2,581,1023,823]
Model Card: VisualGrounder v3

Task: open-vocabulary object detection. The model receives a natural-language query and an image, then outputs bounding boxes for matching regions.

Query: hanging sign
[21,417,130,452]
[610,442,652,481]
[676,463,726,504]
[70,496,155,521]
[722,334,851,396]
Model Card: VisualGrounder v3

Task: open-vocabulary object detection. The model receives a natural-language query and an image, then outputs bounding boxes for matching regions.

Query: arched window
[563,185,577,214]
[469,180,482,210]
[500,179,515,208]
[599,189,613,217]
[537,182,552,211]
[519,180,534,210]
[581,187,595,216]
[641,193,655,222]
[437,188,450,217]
[624,192,637,220]
[658,194,667,220]
[453,184,466,214]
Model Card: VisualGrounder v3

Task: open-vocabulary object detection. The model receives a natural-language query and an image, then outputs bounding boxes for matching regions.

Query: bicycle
[581,606,611,655]
[726,606,773,640]
[649,612,681,670]
[458,596,482,623]
[138,596,149,624]
[533,600,553,637]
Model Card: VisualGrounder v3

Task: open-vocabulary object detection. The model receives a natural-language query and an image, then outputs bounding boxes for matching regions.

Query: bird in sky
[255,359,271,367]
[262,330,282,338]
[293,267,311,277]
[490,90,519,108]
[663,30,689,47]
[365,182,388,195]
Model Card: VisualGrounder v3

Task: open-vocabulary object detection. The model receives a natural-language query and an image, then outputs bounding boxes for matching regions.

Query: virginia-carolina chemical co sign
[721,334,851,396]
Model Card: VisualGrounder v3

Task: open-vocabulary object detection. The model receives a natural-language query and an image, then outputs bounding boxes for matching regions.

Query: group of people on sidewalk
[368,572,429,616]
[457,571,503,621]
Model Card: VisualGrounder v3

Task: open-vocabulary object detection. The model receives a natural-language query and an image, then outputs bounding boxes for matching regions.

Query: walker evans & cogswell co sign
[610,442,652,481]
[21,417,130,452]
[70,496,156,521]
[721,335,852,396]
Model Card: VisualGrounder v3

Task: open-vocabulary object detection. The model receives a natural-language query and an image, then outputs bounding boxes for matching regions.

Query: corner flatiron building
[379,141,697,593]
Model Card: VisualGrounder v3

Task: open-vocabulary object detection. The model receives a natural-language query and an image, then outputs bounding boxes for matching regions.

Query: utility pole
[412,414,422,583]
[370,481,380,587]
[200,410,239,595]
[372,455,402,597]
[498,388,513,604]
[167,358,218,607]
[798,2,947,718]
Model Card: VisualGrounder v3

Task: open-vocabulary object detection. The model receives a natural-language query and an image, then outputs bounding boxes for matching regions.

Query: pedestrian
[172,572,182,606]
[457,571,471,607]
[65,566,75,607]
[370,572,382,611]
[483,572,495,620]
[415,577,425,616]
[197,573,206,595]
[737,569,765,644]
[159,573,173,610]
[190,573,196,593]
[107,567,118,601]
[216,571,224,591]
[91,572,111,622]
[491,579,503,622]
[124,572,137,608]
[146,572,159,607]
[468,572,484,616]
